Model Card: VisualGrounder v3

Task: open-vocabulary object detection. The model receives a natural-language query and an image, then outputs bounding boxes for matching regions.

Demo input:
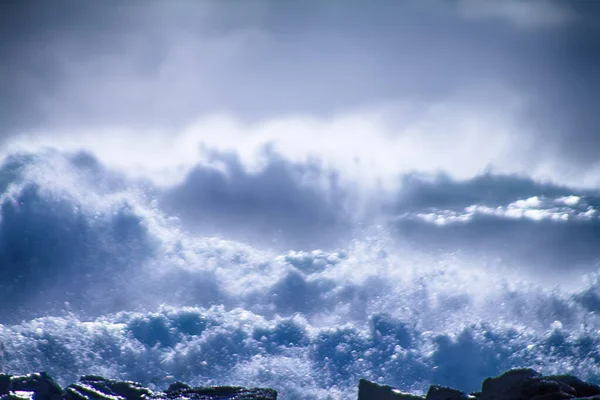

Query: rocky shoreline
[0,373,277,400]
[359,369,600,400]
[1,369,599,400]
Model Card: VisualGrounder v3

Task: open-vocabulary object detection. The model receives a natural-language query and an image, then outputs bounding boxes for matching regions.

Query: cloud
[3,143,600,288]
[160,148,352,249]
[8,93,571,188]
[456,0,577,29]
[1,0,599,178]
[389,172,600,277]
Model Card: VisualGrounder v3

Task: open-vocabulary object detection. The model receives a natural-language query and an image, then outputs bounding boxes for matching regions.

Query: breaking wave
[1,149,600,399]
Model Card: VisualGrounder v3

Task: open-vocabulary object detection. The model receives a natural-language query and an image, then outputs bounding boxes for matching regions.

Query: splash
[1,149,600,400]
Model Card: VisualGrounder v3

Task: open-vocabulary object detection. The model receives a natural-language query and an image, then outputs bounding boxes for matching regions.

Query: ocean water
[1,148,600,400]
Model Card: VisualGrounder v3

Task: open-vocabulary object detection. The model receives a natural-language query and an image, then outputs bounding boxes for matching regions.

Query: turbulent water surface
[1,147,600,400]
[2,2,600,399]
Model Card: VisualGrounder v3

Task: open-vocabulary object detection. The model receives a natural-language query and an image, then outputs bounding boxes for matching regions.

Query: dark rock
[9,373,62,400]
[529,393,575,400]
[548,376,600,398]
[359,369,600,400]
[0,375,11,396]
[75,378,104,384]
[358,379,425,400]
[427,385,470,400]
[0,371,277,400]
[61,387,85,400]
[478,369,597,400]
[524,379,576,398]
[164,383,190,394]
[63,376,275,400]
[163,385,277,400]
[10,374,39,392]
[64,383,121,400]
[79,376,152,400]
[481,369,543,400]
[479,369,580,400]
[6,368,600,400]
[1,392,34,400]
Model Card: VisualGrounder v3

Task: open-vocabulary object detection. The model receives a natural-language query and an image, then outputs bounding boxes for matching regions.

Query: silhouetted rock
[3,369,600,400]
[548,376,600,398]
[358,379,425,400]
[481,369,544,400]
[0,373,276,400]
[64,376,155,400]
[427,385,470,400]
[8,373,62,400]
[0,375,11,396]
[479,369,581,400]
[162,385,277,400]
[164,382,191,394]
[359,369,600,400]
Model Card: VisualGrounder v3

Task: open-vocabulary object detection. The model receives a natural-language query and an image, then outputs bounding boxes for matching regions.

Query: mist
[1,1,600,399]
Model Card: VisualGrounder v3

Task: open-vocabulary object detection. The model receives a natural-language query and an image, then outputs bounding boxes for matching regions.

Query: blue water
[1,149,600,400]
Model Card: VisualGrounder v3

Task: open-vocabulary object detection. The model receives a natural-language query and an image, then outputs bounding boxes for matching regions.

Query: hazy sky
[1,1,599,184]
[3,0,600,321]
